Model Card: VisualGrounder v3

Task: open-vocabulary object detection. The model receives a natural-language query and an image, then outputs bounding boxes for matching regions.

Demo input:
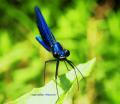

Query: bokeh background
[0,0,120,104]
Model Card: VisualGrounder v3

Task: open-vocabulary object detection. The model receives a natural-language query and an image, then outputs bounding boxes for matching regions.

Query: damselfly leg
[44,59,60,99]
[55,60,60,99]
[67,59,85,80]
[64,61,70,71]
[65,59,80,90]
[44,59,56,85]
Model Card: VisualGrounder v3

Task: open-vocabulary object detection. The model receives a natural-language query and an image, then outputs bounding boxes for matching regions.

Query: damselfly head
[52,42,70,60]
[53,49,70,60]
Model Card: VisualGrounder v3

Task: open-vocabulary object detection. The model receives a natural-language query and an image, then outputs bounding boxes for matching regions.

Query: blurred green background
[0,0,120,104]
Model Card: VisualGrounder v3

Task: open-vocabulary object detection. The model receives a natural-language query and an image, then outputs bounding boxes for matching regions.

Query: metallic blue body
[35,6,67,59]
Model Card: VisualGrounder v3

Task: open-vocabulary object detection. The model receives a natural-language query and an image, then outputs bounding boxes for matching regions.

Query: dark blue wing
[36,36,51,51]
[35,6,56,49]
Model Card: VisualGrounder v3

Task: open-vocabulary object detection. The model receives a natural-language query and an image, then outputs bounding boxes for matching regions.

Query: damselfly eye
[64,50,70,57]
[53,52,59,58]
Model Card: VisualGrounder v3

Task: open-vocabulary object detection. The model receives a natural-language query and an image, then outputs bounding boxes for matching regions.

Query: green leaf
[8,58,96,104]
